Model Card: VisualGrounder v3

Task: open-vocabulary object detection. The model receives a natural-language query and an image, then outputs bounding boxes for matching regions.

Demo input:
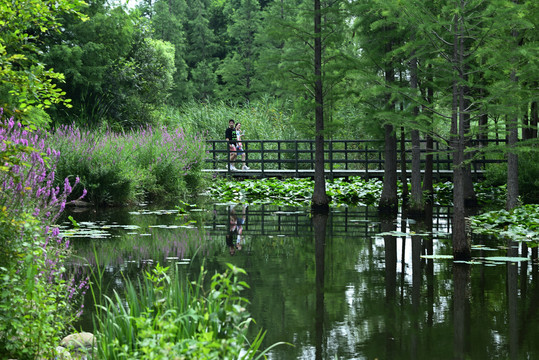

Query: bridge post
[295,141,299,177]
[329,140,334,180]
[261,141,265,175]
[278,141,281,170]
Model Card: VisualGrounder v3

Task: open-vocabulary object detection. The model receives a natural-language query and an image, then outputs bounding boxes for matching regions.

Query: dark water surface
[65,203,539,359]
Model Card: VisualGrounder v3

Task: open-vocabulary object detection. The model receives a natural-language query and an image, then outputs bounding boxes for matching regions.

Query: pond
[65,202,539,359]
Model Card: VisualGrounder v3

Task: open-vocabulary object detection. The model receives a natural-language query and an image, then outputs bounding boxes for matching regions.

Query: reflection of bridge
[203,139,503,179]
[204,205,452,238]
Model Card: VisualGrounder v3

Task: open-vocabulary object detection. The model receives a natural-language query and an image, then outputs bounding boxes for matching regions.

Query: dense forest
[2,0,536,133]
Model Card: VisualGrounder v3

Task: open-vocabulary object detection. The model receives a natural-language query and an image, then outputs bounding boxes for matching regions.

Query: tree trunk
[379,41,398,214]
[422,71,434,199]
[452,9,470,260]
[400,127,409,204]
[460,36,477,208]
[531,100,538,139]
[380,124,398,213]
[311,0,329,213]
[409,49,423,216]
[506,22,519,211]
[507,113,519,210]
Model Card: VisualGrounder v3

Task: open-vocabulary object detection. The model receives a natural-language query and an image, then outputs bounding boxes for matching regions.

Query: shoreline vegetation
[49,123,208,207]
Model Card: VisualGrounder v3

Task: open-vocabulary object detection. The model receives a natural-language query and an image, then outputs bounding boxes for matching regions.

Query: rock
[55,346,73,360]
[60,332,95,350]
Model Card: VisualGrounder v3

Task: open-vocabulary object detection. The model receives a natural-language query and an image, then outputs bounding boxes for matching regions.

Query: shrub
[484,152,539,204]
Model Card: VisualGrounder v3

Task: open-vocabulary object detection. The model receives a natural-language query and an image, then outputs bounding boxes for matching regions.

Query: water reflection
[64,203,539,359]
[453,263,470,360]
[381,214,397,358]
[313,213,328,360]
[226,204,247,255]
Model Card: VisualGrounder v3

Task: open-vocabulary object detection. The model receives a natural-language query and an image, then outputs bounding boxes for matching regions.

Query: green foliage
[483,151,539,204]
[91,262,286,359]
[206,177,509,208]
[49,124,208,206]
[164,98,375,142]
[166,99,301,140]
[205,177,383,206]
[470,204,539,244]
[43,5,177,127]
[0,0,86,125]
[0,118,86,359]
[0,218,81,358]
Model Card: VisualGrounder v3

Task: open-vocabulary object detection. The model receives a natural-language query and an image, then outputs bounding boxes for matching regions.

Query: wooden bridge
[203,139,503,179]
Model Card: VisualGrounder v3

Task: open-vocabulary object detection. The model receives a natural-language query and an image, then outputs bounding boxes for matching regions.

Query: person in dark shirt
[225,119,237,170]
[226,206,238,255]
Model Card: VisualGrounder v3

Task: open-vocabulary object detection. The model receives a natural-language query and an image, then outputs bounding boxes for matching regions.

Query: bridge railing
[204,139,505,178]
[205,204,453,238]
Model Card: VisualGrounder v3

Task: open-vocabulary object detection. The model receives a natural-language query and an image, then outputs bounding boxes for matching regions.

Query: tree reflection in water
[313,212,328,360]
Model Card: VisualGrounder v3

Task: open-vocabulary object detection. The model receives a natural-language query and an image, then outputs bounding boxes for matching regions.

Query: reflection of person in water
[226,204,247,255]
[226,208,238,255]
[235,205,246,251]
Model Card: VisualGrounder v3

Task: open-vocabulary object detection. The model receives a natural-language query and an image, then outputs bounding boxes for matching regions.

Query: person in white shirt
[235,122,250,170]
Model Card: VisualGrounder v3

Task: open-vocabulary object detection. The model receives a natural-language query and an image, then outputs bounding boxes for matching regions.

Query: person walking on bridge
[225,119,237,170]
[235,122,249,170]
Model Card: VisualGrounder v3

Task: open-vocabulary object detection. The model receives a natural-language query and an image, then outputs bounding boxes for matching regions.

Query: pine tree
[216,0,263,101]
[185,0,219,101]
[349,0,408,214]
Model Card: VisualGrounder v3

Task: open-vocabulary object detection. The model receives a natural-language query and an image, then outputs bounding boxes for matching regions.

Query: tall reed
[90,262,286,359]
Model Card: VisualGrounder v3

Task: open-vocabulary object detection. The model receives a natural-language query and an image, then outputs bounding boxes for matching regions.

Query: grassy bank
[48,124,208,206]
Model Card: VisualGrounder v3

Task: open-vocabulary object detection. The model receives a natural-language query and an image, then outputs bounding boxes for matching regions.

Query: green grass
[89,262,288,360]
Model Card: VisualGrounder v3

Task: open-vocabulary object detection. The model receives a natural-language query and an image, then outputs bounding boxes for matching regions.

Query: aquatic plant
[48,123,208,205]
[205,177,507,208]
[0,112,87,359]
[204,177,383,207]
[470,204,539,243]
[90,262,286,359]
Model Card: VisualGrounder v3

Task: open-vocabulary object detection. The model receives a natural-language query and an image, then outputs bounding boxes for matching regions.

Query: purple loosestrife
[0,112,89,315]
[48,122,207,202]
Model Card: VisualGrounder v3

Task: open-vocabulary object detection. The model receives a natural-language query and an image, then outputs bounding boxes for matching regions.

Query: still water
[66,203,539,359]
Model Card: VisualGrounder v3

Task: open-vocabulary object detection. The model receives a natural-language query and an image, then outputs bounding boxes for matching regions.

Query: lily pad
[377,231,430,237]
[471,245,498,251]
[484,256,529,262]
[420,254,454,259]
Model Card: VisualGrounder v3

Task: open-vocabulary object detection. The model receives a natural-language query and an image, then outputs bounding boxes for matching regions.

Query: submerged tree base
[311,202,330,214]
[378,200,398,216]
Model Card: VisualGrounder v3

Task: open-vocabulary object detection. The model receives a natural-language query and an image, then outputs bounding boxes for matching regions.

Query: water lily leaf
[484,256,529,262]
[471,245,498,251]
[377,231,409,236]
[377,231,430,237]
[420,254,454,259]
